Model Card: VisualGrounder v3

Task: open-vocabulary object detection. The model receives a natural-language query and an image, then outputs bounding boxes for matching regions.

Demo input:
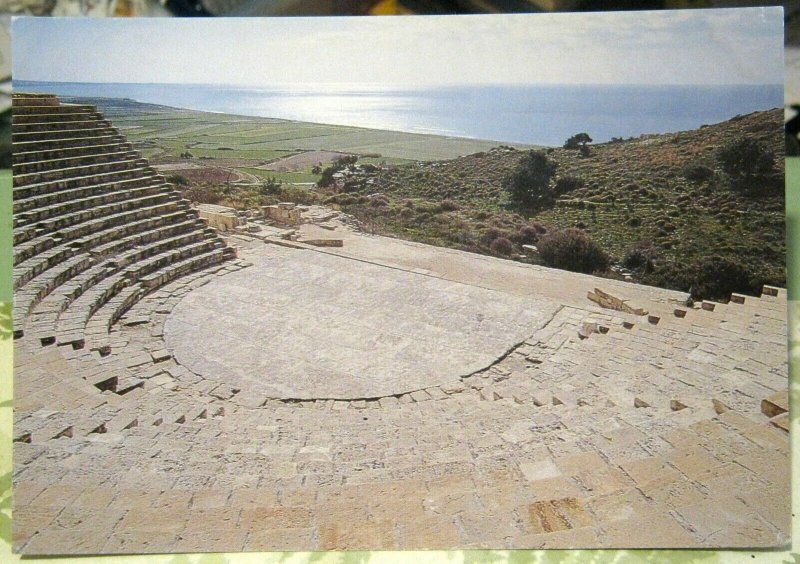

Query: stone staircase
[12,93,237,345]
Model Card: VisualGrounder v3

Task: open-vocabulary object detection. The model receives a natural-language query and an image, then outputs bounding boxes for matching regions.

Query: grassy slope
[72,97,784,295]
[338,108,785,292]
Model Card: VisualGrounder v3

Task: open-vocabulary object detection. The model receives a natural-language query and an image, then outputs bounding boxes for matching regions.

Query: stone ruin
[9,93,791,555]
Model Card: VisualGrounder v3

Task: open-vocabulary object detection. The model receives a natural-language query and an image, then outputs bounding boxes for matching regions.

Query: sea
[14,80,783,147]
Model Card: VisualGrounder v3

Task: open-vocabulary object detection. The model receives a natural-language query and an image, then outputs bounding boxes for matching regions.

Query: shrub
[717,138,775,188]
[554,175,584,196]
[683,163,715,183]
[564,132,592,150]
[489,237,514,256]
[685,255,759,301]
[439,199,461,212]
[398,207,415,219]
[166,174,189,186]
[481,227,508,244]
[537,228,609,274]
[622,246,656,273]
[516,225,540,244]
[503,150,558,209]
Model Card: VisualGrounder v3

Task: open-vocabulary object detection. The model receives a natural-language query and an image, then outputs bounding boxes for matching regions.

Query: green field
[86,98,533,164]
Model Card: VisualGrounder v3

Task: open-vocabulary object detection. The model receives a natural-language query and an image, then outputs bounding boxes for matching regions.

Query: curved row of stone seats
[12,93,236,344]
[13,149,138,176]
[14,168,161,204]
[14,140,135,165]
[12,93,59,107]
[19,219,209,338]
[14,187,176,245]
[13,131,126,154]
[12,120,115,144]
[13,161,155,197]
[14,198,182,270]
[13,156,148,188]
[39,232,224,341]
[13,108,100,123]
[13,117,111,134]
[14,177,165,227]
[12,199,199,336]
[14,173,161,215]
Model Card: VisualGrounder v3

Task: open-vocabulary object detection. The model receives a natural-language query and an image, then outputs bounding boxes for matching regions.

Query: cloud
[13,9,783,87]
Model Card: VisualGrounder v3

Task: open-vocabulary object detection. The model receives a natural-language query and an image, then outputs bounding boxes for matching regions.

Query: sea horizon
[14,80,784,147]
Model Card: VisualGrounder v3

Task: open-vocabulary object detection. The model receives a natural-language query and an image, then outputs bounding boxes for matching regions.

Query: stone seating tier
[13,149,141,175]
[13,132,127,153]
[12,121,114,142]
[12,117,111,133]
[13,190,179,246]
[13,203,191,267]
[14,174,165,214]
[14,179,166,227]
[13,110,101,124]
[13,169,159,202]
[13,166,157,201]
[12,94,60,107]
[13,141,135,165]
[13,102,94,114]
[13,157,149,187]
[12,203,201,294]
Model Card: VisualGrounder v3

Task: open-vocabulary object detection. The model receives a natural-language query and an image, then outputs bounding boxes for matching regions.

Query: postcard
[9,9,788,554]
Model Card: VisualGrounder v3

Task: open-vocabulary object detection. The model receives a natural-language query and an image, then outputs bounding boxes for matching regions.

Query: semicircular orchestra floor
[165,245,560,400]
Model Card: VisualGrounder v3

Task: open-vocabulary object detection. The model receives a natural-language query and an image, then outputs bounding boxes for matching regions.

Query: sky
[13,8,784,88]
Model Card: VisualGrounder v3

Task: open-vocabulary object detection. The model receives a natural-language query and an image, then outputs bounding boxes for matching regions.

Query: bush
[503,150,558,208]
[554,175,584,196]
[439,199,461,212]
[516,225,540,244]
[537,228,609,274]
[717,138,774,188]
[489,237,514,256]
[622,246,656,273]
[685,255,759,301]
[683,163,715,183]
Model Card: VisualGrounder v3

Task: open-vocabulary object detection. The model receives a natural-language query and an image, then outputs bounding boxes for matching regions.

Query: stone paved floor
[13,230,790,554]
[166,245,560,399]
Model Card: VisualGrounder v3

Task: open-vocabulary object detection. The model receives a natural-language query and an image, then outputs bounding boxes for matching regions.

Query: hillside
[327,108,785,299]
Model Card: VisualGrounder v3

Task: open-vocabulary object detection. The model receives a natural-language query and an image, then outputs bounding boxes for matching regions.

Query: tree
[717,138,775,190]
[504,150,558,208]
[317,155,359,188]
[564,133,592,150]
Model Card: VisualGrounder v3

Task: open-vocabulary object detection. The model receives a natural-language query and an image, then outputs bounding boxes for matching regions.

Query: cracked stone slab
[165,245,559,399]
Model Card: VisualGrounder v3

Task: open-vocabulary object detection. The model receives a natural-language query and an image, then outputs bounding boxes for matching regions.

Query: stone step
[25,221,209,340]
[13,149,140,176]
[14,157,148,188]
[13,141,134,165]
[14,182,166,229]
[12,110,100,124]
[13,255,94,335]
[13,102,96,114]
[12,118,111,134]
[13,166,155,201]
[13,132,126,153]
[12,94,60,107]
[14,194,180,248]
[14,175,166,215]
[14,203,193,269]
[13,122,114,142]
[56,238,225,340]
[14,168,158,202]
[14,188,175,246]
[13,195,193,293]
